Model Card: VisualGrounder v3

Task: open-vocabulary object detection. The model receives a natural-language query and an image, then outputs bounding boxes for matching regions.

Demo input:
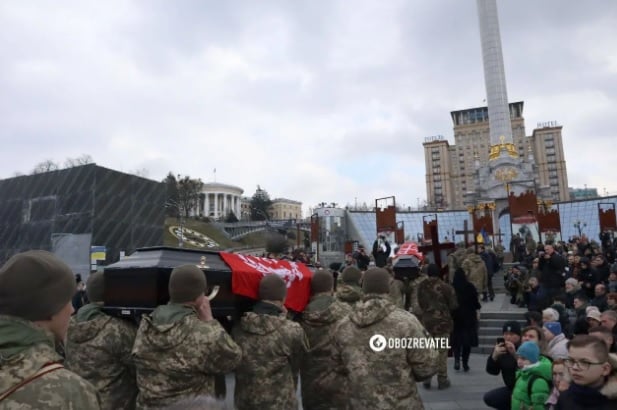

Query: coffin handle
[207,285,220,301]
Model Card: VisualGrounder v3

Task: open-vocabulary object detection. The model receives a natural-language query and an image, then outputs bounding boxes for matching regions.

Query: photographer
[483,321,523,410]
[353,245,371,271]
[372,235,391,268]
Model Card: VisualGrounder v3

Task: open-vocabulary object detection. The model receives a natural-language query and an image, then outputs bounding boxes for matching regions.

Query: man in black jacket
[538,244,566,302]
[483,321,522,410]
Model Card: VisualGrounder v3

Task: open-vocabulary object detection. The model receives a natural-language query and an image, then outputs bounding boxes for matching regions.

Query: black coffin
[102,246,254,321]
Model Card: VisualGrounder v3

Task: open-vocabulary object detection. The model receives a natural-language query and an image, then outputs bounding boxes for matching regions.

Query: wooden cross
[419,223,455,282]
[494,230,505,245]
[455,220,474,248]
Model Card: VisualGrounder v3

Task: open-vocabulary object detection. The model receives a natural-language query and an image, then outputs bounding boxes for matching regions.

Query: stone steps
[471,301,526,355]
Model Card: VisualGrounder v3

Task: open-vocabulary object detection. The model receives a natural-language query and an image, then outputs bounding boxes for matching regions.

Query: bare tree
[132,168,149,178]
[63,154,93,168]
[32,160,60,174]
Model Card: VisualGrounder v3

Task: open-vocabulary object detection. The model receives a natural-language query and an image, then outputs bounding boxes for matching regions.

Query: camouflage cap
[341,266,362,284]
[311,270,333,294]
[169,264,207,303]
[362,268,391,295]
[0,250,76,321]
[259,274,287,301]
[86,271,105,303]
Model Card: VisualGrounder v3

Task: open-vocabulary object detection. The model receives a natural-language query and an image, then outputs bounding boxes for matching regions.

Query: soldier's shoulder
[280,317,304,335]
[35,366,100,400]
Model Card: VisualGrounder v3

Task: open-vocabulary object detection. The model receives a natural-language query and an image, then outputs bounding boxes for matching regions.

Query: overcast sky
[1,0,616,215]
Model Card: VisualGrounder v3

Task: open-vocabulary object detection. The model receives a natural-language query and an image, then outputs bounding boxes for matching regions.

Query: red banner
[219,252,313,312]
[395,242,424,261]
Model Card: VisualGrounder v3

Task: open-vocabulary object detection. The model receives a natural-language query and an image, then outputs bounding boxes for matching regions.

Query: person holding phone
[483,321,523,410]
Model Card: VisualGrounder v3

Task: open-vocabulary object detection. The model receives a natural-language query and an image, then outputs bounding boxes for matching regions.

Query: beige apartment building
[423,102,569,210]
[269,198,302,220]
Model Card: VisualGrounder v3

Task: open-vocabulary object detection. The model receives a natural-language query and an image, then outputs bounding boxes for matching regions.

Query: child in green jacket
[511,341,553,410]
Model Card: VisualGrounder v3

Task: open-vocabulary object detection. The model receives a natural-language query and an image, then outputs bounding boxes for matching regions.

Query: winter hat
[341,266,362,284]
[311,270,333,294]
[259,274,287,302]
[543,321,562,336]
[517,341,540,363]
[169,265,207,303]
[502,320,522,336]
[542,308,559,322]
[86,272,105,303]
[0,250,76,321]
[362,268,391,295]
[586,308,602,323]
[565,278,579,287]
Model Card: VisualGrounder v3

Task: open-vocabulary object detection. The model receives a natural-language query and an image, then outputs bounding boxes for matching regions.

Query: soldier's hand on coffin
[197,295,214,323]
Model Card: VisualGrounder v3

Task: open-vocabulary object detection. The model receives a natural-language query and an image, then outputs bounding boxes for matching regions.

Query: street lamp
[573,220,586,237]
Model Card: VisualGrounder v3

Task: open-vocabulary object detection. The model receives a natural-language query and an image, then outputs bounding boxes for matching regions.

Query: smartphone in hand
[496,337,505,345]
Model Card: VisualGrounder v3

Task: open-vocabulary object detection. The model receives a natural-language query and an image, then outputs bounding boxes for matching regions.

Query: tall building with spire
[423,0,568,210]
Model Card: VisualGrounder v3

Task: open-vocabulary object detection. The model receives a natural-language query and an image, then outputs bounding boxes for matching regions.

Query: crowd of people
[485,233,617,409]
[1,230,617,409]
[0,249,442,409]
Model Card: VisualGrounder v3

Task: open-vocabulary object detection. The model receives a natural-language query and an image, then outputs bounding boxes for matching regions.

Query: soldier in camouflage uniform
[409,267,429,317]
[132,265,242,409]
[0,250,100,409]
[448,242,467,284]
[300,270,352,410]
[333,268,438,410]
[462,247,488,301]
[65,271,138,410]
[233,274,308,410]
[336,266,363,307]
[417,264,458,390]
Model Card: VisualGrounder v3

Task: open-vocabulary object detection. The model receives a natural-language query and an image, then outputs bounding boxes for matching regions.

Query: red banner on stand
[220,252,313,312]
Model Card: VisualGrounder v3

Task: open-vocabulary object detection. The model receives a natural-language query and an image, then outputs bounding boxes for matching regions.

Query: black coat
[486,347,520,390]
[539,252,566,289]
[555,382,617,410]
[451,281,481,347]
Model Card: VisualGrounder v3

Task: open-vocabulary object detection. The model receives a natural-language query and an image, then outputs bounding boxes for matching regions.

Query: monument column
[477,0,513,146]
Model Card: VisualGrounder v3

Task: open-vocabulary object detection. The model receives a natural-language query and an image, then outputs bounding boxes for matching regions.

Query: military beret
[259,274,287,302]
[362,268,391,295]
[86,271,105,303]
[341,266,362,284]
[311,270,333,294]
[0,250,76,321]
[169,265,207,303]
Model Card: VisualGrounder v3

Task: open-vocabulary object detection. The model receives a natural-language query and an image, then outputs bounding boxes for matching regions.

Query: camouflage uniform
[233,302,308,410]
[389,278,406,309]
[447,247,467,283]
[462,250,487,298]
[0,315,100,409]
[65,303,138,410]
[409,273,429,316]
[336,283,363,308]
[131,304,242,410]
[417,278,458,385]
[300,294,352,410]
[333,295,438,410]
